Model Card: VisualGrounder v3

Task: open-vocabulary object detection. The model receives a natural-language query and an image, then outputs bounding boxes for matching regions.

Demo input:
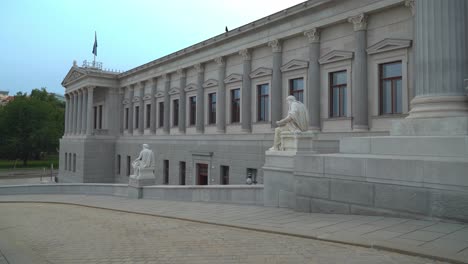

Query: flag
[92,31,98,56]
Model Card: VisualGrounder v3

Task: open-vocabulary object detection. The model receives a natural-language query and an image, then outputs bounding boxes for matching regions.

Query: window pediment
[143,94,152,101]
[224,73,242,84]
[367,38,412,55]
[169,87,180,95]
[319,50,354,65]
[132,96,141,103]
[184,83,197,92]
[122,99,130,105]
[249,67,273,79]
[281,59,309,72]
[202,79,218,88]
[155,91,165,98]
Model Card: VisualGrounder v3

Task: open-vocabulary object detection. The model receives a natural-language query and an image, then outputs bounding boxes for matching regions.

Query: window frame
[329,70,347,118]
[189,96,196,126]
[172,99,179,127]
[158,102,164,128]
[257,83,269,122]
[230,88,240,123]
[379,61,403,115]
[289,78,304,103]
[208,92,217,125]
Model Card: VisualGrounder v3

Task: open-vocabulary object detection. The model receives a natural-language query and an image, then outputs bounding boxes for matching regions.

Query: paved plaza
[0,202,453,264]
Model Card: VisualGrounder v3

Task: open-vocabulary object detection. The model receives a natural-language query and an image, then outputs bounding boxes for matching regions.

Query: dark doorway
[196,163,208,185]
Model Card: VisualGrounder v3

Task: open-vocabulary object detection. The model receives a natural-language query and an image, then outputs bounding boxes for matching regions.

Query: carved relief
[405,0,415,16]
[348,14,368,31]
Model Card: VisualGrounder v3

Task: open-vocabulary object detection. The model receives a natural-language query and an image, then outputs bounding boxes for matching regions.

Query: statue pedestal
[128,167,155,199]
[280,131,318,152]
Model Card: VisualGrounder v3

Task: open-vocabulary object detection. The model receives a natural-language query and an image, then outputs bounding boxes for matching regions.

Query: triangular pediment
[281,59,309,72]
[132,96,141,103]
[143,94,152,101]
[224,73,242,84]
[169,87,180,95]
[155,91,165,98]
[367,38,412,55]
[61,67,87,86]
[122,99,130,105]
[184,83,197,92]
[249,67,273,79]
[202,79,218,88]
[319,50,354,65]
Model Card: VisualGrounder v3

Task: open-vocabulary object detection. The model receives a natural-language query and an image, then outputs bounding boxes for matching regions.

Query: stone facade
[61,0,417,185]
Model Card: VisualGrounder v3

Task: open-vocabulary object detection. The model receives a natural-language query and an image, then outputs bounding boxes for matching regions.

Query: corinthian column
[214,57,226,133]
[163,74,171,134]
[195,63,205,133]
[86,86,94,135]
[81,89,87,134]
[72,91,78,134]
[128,85,134,134]
[77,90,82,134]
[408,0,468,118]
[239,50,252,132]
[349,14,369,131]
[64,94,69,135]
[304,28,321,131]
[138,81,145,134]
[268,39,283,127]
[149,78,157,134]
[178,69,186,133]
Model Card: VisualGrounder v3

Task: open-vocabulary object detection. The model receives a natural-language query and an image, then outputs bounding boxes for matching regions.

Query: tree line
[0,88,64,166]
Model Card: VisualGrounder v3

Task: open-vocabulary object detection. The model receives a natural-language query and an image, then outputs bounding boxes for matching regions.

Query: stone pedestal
[280,131,318,152]
[128,167,155,199]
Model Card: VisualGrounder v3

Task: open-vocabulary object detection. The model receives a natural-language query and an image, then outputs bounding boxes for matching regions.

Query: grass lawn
[0,155,59,170]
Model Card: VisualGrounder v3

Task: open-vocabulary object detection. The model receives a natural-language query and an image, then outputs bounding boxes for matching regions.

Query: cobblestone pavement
[0,203,449,264]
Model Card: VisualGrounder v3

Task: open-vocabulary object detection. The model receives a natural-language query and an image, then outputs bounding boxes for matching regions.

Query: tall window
[135,106,139,129]
[247,168,257,184]
[380,61,402,115]
[73,154,76,172]
[126,156,131,176]
[257,84,269,122]
[146,104,151,129]
[125,108,129,129]
[163,160,169,184]
[329,71,347,117]
[158,102,164,128]
[231,89,240,123]
[179,161,186,185]
[68,153,72,171]
[208,93,216,124]
[93,106,97,129]
[64,152,68,171]
[289,78,304,103]
[189,96,196,126]
[173,99,179,127]
[221,165,229,185]
[98,105,103,129]
[117,154,121,175]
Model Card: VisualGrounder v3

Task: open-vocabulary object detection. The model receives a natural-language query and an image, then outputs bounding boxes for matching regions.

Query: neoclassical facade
[60,0,441,185]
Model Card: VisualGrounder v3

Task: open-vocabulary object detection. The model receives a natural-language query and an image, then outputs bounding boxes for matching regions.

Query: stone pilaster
[304,28,321,131]
[348,14,369,131]
[68,93,74,135]
[177,69,186,133]
[77,90,82,134]
[128,85,134,134]
[81,89,87,134]
[138,81,145,134]
[163,74,171,134]
[214,58,226,133]
[268,39,283,127]
[408,0,468,118]
[119,87,125,135]
[72,91,78,134]
[64,94,69,135]
[195,63,205,133]
[239,50,252,132]
[86,86,94,135]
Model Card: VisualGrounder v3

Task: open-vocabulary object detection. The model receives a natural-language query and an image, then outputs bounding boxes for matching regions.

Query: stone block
[423,159,468,188]
[263,169,294,207]
[295,196,311,213]
[324,156,366,177]
[374,184,429,214]
[430,190,468,222]
[295,154,324,174]
[128,186,142,199]
[330,179,373,205]
[366,157,424,183]
[294,176,329,199]
[280,131,317,152]
[391,117,468,136]
[310,198,350,214]
[340,137,371,154]
[278,190,295,209]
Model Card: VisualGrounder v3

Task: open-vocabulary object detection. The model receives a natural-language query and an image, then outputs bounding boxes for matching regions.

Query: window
[135,106,139,129]
[73,153,76,172]
[163,160,169,184]
[126,156,131,176]
[146,104,151,129]
[329,71,347,117]
[64,152,68,171]
[220,165,229,185]
[231,89,240,123]
[125,108,129,129]
[173,99,179,126]
[117,154,121,175]
[179,161,186,185]
[289,78,304,103]
[93,106,97,129]
[247,168,257,184]
[257,84,269,122]
[196,163,208,185]
[380,61,403,115]
[98,105,103,129]
[208,93,216,124]
[158,102,164,128]
[189,96,196,126]
[68,153,72,171]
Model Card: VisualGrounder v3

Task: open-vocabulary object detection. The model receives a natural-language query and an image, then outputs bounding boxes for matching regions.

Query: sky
[1,0,305,96]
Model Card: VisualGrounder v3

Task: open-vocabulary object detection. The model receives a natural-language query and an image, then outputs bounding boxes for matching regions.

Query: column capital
[194,63,204,73]
[348,13,368,31]
[177,68,186,78]
[77,89,83,94]
[268,39,282,53]
[138,80,146,88]
[119,87,125,95]
[128,84,135,92]
[82,87,88,94]
[239,49,251,61]
[87,86,96,92]
[405,0,415,16]
[304,28,320,43]
[214,56,225,67]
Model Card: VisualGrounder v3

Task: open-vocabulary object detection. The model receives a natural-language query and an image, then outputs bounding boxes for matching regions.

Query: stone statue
[131,144,155,178]
[269,96,309,151]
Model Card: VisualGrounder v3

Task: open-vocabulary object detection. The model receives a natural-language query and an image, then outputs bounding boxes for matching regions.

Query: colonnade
[64,86,94,136]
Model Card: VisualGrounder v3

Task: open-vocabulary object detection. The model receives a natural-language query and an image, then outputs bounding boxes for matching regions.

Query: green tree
[0,88,64,166]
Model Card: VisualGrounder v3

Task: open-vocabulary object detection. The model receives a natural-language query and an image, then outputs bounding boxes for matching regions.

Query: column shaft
[139,83,145,134]
[178,72,187,133]
[128,87,134,134]
[81,90,87,134]
[77,91,82,134]
[163,77,171,134]
[305,29,321,131]
[73,93,78,134]
[196,65,205,133]
[270,41,283,127]
[64,95,69,135]
[216,62,226,133]
[86,87,94,135]
[150,80,157,134]
[119,88,124,135]
[241,58,252,132]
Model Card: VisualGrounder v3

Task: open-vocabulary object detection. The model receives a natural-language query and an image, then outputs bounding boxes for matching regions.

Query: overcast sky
[1,0,305,95]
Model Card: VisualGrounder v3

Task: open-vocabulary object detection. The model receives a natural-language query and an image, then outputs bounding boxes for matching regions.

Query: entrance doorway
[196,163,208,185]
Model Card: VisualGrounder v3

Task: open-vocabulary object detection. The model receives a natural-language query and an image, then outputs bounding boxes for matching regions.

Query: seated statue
[269,96,309,151]
[131,144,155,178]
